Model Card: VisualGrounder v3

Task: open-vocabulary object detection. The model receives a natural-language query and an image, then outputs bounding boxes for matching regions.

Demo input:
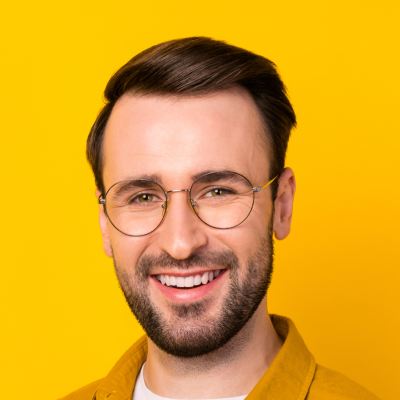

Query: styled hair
[87,37,296,197]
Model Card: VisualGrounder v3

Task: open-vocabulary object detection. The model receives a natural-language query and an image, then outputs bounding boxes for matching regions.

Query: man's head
[87,37,296,358]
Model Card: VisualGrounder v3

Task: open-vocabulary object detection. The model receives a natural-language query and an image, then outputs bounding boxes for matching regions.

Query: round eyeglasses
[99,171,278,237]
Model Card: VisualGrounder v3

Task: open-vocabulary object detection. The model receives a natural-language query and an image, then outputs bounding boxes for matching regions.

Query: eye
[204,188,232,197]
[129,193,159,204]
[212,188,226,196]
[138,194,153,203]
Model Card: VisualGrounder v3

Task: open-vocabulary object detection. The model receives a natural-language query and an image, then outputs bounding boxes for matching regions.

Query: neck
[143,298,282,399]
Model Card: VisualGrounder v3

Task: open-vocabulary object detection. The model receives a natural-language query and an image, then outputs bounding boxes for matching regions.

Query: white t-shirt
[132,363,247,400]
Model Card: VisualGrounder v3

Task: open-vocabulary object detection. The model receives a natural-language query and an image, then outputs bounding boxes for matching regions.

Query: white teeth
[156,270,223,287]
[176,277,185,287]
[184,276,194,287]
[194,274,201,286]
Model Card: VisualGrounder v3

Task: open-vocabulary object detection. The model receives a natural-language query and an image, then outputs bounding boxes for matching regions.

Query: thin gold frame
[98,171,278,237]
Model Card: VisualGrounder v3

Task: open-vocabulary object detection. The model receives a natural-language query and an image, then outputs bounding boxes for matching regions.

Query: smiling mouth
[155,270,223,289]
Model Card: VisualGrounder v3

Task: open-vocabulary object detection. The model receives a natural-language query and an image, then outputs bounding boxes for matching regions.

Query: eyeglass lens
[104,172,255,236]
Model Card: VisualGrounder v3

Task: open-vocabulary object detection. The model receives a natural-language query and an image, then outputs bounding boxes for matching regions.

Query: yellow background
[1,1,399,399]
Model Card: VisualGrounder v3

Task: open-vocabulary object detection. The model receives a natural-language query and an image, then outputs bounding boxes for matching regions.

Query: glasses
[99,171,278,237]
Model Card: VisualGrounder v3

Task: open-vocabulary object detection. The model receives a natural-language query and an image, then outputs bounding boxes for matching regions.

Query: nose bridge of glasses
[162,189,197,212]
[165,189,191,194]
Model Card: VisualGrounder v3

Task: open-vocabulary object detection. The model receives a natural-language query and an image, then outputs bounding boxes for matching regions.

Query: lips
[155,269,221,288]
[151,269,226,302]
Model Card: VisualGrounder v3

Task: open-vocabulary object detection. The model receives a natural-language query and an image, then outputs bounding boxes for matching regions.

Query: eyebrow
[191,170,228,182]
[191,170,245,184]
[114,170,240,190]
[120,174,163,186]
[111,178,163,198]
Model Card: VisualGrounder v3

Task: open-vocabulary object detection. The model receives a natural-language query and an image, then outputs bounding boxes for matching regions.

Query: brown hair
[86,37,296,197]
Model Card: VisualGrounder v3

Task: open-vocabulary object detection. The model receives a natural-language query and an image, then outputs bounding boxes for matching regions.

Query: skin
[97,87,296,399]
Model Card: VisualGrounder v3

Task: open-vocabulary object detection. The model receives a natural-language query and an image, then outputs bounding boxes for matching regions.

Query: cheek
[108,223,149,267]
[210,208,271,260]
[250,202,273,232]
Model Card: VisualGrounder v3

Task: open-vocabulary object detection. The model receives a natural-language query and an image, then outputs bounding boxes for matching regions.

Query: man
[62,37,379,400]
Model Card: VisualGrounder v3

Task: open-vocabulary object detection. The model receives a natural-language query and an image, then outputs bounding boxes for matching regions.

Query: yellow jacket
[60,315,380,400]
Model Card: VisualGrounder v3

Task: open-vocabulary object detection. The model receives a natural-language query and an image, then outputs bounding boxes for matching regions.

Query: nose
[157,191,207,260]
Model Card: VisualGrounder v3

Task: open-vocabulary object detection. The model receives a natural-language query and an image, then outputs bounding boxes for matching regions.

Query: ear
[273,168,296,240]
[95,189,113,258]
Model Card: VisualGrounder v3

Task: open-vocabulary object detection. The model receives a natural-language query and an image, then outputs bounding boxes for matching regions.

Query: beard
[113,226,274,358]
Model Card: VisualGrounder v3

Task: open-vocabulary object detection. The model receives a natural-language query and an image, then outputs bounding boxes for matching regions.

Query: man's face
[100,88,276,357]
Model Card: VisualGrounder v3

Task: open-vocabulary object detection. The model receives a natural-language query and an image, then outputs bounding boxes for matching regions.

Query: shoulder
[307,364,381,400]
[58,378,103,400]
[58,335,148,400]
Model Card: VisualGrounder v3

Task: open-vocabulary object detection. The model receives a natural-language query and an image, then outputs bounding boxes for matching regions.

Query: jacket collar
[246,315,316,400]
[94,315,315,400]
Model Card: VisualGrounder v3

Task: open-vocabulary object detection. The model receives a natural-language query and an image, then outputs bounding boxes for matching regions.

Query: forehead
[102,87,270,190]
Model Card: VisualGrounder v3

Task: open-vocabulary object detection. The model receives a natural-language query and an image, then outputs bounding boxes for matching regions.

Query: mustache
[135,250,240,278]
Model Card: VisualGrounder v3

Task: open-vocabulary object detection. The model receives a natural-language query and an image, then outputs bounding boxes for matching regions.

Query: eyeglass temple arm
[98,194,105,205]
[253,175,278,192]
